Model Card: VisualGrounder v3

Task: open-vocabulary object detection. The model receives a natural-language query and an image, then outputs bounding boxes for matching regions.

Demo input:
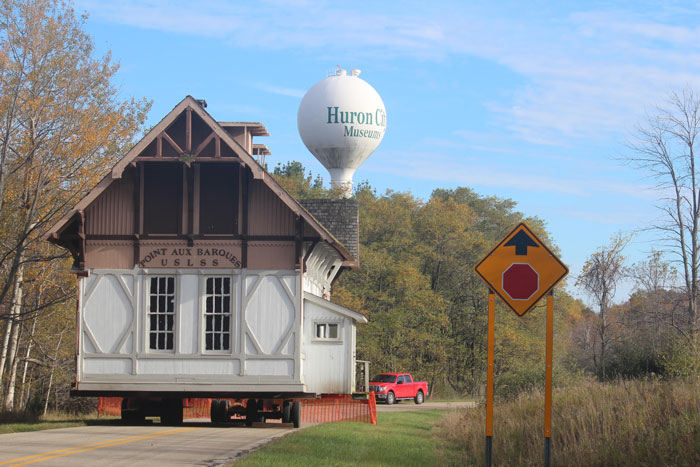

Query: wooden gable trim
[110,97,257,178]
[160,131,183,155]
[186,107,192,152]
[193,132,217,157]
[43,96,357,266]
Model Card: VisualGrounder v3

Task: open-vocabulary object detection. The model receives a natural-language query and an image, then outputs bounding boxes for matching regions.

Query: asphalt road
[376,400,477,412]
[0,402,476,466]
[0,419,298,467]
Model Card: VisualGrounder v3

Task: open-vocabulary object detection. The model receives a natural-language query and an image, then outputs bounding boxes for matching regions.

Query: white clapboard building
[45,96,366,404]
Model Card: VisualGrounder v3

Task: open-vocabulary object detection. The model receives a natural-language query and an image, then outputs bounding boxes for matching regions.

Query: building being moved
[44,96,366,426]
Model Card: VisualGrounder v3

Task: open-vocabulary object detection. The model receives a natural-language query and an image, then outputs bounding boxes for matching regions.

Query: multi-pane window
[148,277,175,350]
[315,322,339,340]
[204,277,231,351]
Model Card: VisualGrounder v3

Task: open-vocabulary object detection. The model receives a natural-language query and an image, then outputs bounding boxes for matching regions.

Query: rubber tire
[414,390,424,404]
[161,399,183,426]
[245,398,257,427]
[282,400,292,424]
[291,400,301,428]
[386,391,396,405]
[211,399,230,423]
[222,400,231,421]
[255,399,265,423]
[210,400,222,423]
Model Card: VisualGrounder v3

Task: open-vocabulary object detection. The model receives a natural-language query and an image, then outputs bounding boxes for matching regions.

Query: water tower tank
[297,67,386,197]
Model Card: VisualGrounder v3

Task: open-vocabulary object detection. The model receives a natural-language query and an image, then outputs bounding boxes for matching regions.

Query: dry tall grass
[436,378,700,466]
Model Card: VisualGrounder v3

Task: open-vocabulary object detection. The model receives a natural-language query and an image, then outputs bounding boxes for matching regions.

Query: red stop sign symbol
[502,263,539,300]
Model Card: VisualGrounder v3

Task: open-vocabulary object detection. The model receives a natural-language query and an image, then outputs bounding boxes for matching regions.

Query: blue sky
[73,0,700,303]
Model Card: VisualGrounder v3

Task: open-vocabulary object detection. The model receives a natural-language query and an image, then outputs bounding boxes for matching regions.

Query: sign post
[544,290,553,467]
[474,223,568,466]
[486,290,494,467]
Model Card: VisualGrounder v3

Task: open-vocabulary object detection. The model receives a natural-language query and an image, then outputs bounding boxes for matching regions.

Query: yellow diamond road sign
[474,223,568,317]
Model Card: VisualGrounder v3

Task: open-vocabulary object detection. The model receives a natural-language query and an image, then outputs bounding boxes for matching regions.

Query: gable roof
[303,292,368,323]
[44,96,356,267]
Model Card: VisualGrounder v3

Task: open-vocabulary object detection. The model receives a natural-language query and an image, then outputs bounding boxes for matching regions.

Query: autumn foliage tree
[274,173,587,397]
[0,0,150,411]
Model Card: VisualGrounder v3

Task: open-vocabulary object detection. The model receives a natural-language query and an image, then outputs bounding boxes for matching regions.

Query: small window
[148,276,176,350]
[204,276,232,351]
[314,322,340,340]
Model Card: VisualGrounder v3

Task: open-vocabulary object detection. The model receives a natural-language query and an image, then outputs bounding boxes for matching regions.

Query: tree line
[2,0,699,416]
[275,162,587,397]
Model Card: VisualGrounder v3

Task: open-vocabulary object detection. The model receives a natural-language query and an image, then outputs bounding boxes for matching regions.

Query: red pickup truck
[368,373,428,404]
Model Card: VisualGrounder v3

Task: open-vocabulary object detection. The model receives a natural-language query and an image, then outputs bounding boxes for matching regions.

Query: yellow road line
[0,427,187,465]
[1,427,200,466]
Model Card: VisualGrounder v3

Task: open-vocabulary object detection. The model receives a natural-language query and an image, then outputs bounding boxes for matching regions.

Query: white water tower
[297,67,386,197]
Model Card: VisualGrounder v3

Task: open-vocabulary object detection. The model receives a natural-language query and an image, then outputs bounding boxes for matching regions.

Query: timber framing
[44,96,356,269]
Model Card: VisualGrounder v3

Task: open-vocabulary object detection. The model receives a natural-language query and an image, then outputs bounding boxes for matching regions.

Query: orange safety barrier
[98,397,234,419]
[97,392,377,425]
[301,393,377,424]
[98,397,121,416]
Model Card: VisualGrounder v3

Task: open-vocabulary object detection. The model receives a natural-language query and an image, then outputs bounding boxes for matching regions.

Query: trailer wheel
[211,400,226,423]
[222,400,231,421]
[245,398,257,427]
[161,398,183,426]
[210,399,231,423]
[414,390,424,404]
[210,400,219,423]
[282,400,292,424]
[291,400,301,428]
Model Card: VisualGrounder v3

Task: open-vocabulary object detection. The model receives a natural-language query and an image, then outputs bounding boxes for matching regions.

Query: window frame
[144,274,179,353]
[199,274,235,354]
[312,320,343,343]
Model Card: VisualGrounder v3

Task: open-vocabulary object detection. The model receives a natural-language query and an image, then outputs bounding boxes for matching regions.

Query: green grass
[0,412,118,434]
[234,410,459,466]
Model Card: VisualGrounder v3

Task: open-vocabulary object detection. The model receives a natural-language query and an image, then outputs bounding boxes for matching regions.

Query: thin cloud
[77,1,700,147]
[252,83,305,98]
[78,1,242,38]
[368,150,655,199]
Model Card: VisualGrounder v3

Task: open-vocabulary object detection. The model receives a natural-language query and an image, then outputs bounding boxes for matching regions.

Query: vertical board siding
[303,300,349,394]
[83,274,134,355]
[248,180,294,236]
[245,275,295,354]
[86,177,134,235]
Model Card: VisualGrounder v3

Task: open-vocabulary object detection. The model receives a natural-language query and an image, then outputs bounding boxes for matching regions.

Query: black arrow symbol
[504,229,539,256]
